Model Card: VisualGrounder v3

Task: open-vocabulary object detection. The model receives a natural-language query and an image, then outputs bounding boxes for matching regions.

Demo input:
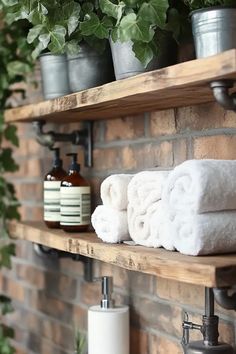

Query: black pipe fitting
[210,80,236,111]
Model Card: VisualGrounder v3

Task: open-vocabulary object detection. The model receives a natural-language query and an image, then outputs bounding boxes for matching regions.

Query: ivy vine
[0,17,33,353]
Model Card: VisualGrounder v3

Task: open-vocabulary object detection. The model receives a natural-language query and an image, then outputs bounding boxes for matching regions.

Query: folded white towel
[128,171,169,213]
[169,211,236,256]
[127,171,169,246]
[91,205,130,243]
[162,159,236,215]
[101,174,133,211]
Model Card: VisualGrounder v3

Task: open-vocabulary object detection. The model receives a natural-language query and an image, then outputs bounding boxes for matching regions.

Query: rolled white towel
[128,170,169,213]
[101,174,133,210]
[162,159,236,215]
[91,205,130,243]
[169,211,236,256]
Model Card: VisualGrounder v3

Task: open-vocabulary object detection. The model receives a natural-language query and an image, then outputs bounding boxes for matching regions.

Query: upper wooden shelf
[5,50,236,124]
[9,221,236,288]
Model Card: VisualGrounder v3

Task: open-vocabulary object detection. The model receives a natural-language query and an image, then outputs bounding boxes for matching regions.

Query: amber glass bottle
[44,148,67,229]
[60,153,91,232]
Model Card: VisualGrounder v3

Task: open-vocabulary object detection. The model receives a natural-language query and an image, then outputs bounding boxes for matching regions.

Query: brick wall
[2,98,236,353]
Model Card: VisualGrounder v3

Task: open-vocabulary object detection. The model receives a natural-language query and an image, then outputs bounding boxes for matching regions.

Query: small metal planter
[109,38,176,80]
[39,53,71,100]
[67,43,115,92]
[191,6,236,58]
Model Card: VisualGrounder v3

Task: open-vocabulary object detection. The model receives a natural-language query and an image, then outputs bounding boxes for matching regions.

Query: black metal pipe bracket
[33,244,93,282]
[33,120,93,167]
[213,287,236,311]
[210,80,236,111]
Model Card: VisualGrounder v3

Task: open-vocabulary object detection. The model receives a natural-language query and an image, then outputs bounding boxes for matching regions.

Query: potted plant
[0,0,115,96]
[183,0,236,58]
[75,330,87,354]
[99,0,178,79]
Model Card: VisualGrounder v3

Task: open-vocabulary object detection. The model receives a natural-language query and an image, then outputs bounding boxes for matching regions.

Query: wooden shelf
[9,221,236,288]
[5,50,236,124]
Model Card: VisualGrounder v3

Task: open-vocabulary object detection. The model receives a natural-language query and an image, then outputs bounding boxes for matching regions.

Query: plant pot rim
[39,52,66,58]
[190,5,236,17]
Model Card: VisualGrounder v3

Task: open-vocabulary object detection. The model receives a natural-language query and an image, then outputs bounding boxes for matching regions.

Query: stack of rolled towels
[91,159,236,256]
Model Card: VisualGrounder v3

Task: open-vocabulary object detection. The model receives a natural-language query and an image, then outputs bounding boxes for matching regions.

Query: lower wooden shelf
[9,221,236,288]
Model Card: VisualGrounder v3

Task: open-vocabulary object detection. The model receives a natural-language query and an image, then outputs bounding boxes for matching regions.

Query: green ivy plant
[0,16,34,354]
[0,0,112,58]
[99,0,179,66]
[183,0,236,10]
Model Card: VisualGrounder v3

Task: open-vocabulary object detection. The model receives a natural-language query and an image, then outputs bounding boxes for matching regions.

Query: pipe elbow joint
[210,80,236,111]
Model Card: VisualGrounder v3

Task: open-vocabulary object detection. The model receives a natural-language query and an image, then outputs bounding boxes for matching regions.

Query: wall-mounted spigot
[181,288,234,354]
[33,120,93,167]
[210,80,236,111]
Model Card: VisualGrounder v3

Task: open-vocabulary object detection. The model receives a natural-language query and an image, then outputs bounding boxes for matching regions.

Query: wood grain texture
[5,50,236,124]
[9,221,236,287]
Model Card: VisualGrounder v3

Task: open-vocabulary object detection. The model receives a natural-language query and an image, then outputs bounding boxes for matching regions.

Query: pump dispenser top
[101,276,114,309]
[52,147,63,168]
[67,153,80,172]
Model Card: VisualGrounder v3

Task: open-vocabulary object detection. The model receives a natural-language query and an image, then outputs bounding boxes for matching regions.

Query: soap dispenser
[44,148,67,229]
[88,276,129,354]
[60,153,91,232]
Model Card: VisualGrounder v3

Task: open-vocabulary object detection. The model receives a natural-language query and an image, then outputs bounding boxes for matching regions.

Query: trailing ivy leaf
[48,25,66,53]
[0,244,15,269]
[132,41,153,67]
[118,13,154,42]
[80,13,111,39]
[32,41,45,59]
[0,149,18,172]
[99,0,125,23]
[39,33,51,49]
[6,205,20,220]
[4,125,19,147]
[0,296,14,316]
[7,61,31,78]
[138,0,169,28]
[1,0,18,7]
[82,2,94,14]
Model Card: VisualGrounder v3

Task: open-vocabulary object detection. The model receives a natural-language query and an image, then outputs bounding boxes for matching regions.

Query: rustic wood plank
[9,221,236,288]
[5,50,236,124]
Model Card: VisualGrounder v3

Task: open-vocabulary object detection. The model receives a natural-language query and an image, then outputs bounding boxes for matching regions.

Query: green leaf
[0,296,14,316]
[6,205,20,220]
[132,41,153,67]
[0,244,15,269]
[7,61,31,78]
[65,40,81,55]
[0,149,18,172]
[27,24,44,44]
[4,125,19,147]
[99,0,125,23]
[138,0,169,28]
[118,13,154,42]
[48,25,66,53]
[39,33,51,49]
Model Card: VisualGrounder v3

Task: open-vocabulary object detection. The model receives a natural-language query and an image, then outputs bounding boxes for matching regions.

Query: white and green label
[44,181,61,222]
[60,186,91,226]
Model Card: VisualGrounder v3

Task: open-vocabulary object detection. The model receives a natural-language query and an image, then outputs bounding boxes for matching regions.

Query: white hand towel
[127,171,169,247]
[101,174,133,210]
[91,205,130,243]
[169,211,236,256]
[128,171,169,213]
[162,159,236,215]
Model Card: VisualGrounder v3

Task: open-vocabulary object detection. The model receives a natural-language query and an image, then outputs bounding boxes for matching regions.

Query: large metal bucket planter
[39,53,71,100]
[67,43,115,92]
[191,7,236,58]
[109,38,176,80]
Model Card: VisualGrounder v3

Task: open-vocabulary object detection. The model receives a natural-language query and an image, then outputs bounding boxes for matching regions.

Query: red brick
[93,147,122,171]
[105,116,145,141]
[0,276,25,302]
[80,281,101,306]
[150,109,176,137]
[193,135,236,159]
[173,139,188,165]
[99,262,129,289]
[15,182,42,202]
[16,263,45,289]
[150,334,182,354]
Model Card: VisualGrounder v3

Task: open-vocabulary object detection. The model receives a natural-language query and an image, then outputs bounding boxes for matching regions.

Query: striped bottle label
[60,186,91,226]
[44,181,61,222]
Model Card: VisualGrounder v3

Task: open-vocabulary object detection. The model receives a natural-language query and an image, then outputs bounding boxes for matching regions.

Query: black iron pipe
[213,287,236,311]
[210,80,236,111]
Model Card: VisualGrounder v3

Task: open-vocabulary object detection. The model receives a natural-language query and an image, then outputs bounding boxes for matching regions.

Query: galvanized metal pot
[67,43,115,92]
[39,53,71,100]
[191,7,236,58]
[109,38,177,80]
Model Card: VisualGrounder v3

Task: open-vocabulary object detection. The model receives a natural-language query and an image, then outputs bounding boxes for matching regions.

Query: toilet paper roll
[88,306,129,354]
